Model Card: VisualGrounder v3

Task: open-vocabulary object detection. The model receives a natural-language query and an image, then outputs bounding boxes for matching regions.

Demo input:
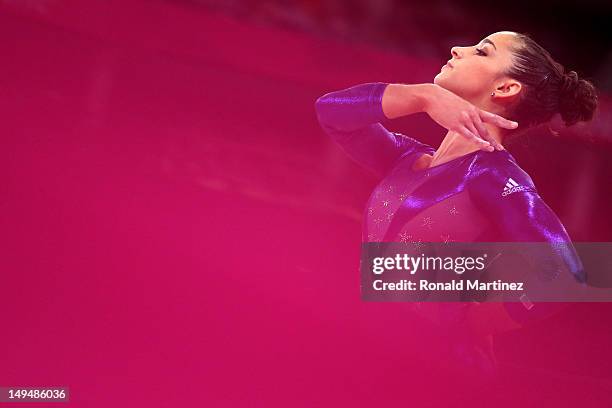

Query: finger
[460,126,494,152]
[480,110,519,130]
[472,112,504,151]
[464,121,494,152]
[465,121,486,143]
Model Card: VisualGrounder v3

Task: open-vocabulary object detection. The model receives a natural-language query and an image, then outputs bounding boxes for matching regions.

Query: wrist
[382,82,434,119]
[417,83,437,113]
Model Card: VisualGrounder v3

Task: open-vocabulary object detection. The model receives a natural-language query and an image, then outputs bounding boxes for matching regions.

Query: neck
[430,122,504,167]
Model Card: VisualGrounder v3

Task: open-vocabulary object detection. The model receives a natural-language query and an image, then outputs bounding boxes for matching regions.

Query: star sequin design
[398,192,408,201]
[368,207,374,215]
[449,205,459,216]
[422,216,434,230]
[399,232,413,243]
[382,200,390,207]
[385,212,394,221]
[373,217,383,225]
[387,185,394,193]
[440,234,454,245]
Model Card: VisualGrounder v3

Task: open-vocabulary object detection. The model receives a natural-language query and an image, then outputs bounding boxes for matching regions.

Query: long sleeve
[468,153,586,326]
[314,82,435,178]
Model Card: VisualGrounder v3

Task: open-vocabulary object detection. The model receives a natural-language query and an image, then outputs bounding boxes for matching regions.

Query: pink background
[1,1,611,406]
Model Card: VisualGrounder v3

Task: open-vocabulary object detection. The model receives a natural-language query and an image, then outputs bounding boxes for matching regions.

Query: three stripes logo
[502,177,529,196]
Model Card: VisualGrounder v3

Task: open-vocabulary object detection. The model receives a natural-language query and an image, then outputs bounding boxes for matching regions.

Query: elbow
[314,94,342,133]
[314,93,351,133]
[314,94,330,126]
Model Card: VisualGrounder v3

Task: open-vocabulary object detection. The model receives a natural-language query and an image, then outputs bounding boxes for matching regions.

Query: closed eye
[475,48,487,56]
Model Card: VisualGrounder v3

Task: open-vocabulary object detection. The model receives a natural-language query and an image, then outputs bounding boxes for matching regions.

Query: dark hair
[503,32,598,132]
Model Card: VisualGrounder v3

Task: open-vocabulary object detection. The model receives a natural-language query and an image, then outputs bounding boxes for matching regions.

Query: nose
[451,46,461,58]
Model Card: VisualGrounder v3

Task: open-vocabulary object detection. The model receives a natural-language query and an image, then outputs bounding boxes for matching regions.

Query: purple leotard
[315,82,586,326]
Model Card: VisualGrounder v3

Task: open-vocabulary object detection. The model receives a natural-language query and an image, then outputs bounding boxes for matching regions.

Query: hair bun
[557,70,598,127]
[559,71,579,95]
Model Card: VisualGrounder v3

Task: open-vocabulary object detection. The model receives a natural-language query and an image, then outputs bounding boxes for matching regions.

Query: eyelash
[475,48,487,56]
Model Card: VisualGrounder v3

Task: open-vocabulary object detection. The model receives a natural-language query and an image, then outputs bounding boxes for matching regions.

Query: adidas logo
[502,177,529,196]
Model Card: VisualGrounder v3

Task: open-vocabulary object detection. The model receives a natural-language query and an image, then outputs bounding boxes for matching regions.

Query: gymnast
[315,31,598,376]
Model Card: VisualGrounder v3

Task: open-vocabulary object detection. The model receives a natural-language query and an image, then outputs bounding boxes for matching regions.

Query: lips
[446,61,454,68]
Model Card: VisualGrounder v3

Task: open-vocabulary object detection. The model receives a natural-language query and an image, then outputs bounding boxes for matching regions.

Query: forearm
[381,83,434,120]
[314,82,390,132]
[314,82,436,177]
[315,82,433,131]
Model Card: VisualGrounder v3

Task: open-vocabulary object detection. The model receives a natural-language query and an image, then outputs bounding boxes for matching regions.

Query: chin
[434,76,464,96]
[433,72,450,87]
[433,76,450,90]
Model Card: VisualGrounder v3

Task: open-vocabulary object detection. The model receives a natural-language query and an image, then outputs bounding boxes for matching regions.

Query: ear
[496,79,522,100]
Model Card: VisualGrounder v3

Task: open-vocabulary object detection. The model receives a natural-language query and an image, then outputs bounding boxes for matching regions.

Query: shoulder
[390,131,436,157]
[468,150,539,200]
[390,131,436,168]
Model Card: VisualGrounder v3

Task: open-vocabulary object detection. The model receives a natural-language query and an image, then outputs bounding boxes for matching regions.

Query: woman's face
[434,31,519,103]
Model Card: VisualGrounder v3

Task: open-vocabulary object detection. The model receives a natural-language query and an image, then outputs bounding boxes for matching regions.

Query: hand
[423,84,518,152]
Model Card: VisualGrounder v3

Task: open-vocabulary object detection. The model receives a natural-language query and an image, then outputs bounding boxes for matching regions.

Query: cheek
[452,64,496,93]
[433,62,495,96]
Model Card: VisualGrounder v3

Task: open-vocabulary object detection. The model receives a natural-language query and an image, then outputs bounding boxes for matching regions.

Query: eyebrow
[481,38,497,50]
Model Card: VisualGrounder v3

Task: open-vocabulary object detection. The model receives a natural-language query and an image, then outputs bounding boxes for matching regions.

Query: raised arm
[314,82,435,178]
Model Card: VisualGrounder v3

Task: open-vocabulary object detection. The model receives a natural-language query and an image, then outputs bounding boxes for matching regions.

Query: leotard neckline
[410,149,514,175]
